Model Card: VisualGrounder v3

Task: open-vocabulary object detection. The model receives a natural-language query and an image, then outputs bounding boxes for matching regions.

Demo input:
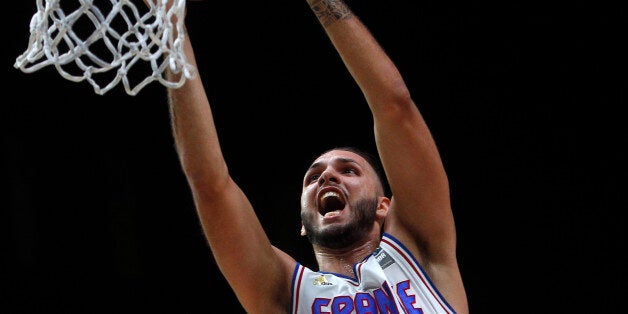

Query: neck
[313,235,380,278]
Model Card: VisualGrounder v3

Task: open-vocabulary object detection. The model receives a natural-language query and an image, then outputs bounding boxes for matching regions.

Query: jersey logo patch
[313,274,334,286]
[374,247,395,269]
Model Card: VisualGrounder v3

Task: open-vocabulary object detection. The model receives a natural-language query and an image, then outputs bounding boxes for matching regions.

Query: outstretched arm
[163,9,295,314]
[306,0,468,312]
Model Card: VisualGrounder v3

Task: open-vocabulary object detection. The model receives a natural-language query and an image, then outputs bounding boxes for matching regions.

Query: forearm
[306,0,411,109]
[167,33,229,190]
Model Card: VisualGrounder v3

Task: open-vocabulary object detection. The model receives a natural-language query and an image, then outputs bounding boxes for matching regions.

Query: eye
[307,173,320,183]
[343,168,357,175]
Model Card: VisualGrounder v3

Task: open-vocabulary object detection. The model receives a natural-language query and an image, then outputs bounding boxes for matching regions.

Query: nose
[318,169,339,186]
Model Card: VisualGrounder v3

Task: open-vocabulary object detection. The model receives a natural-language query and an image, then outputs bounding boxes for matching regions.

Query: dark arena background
[2,1,625,313]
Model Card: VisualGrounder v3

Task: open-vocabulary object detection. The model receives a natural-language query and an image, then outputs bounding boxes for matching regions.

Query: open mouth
[318,189,346,217]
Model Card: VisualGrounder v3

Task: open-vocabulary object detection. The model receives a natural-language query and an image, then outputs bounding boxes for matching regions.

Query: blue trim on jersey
[317,270,359,283]
[382,232,457,313]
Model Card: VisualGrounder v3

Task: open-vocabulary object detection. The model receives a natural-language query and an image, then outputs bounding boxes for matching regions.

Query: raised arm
[306,0,468,311]
[163,11,295,314]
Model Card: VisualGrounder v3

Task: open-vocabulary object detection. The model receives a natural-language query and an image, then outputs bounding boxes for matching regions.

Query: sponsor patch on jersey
[313,274,334,286]
[374,247,395,269]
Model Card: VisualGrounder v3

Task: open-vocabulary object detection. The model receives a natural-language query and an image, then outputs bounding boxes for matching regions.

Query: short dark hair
[322,146,390,197]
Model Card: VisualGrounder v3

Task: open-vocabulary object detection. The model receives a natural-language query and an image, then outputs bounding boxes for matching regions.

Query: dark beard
[301,198,378,249]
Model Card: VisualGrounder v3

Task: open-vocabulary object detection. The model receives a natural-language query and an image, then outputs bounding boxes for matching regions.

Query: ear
[300,223,307,236]
[376,196,391,219]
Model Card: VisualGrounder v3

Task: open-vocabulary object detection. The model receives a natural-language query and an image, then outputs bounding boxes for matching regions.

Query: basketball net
[14,0,196,96]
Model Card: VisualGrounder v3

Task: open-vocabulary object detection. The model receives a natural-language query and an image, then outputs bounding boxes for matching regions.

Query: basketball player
[164,0,469,312]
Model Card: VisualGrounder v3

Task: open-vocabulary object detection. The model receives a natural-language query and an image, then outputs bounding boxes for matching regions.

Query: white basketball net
[14,0,196,96]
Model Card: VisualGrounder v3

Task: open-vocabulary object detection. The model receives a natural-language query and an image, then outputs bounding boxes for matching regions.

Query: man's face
[300,150,380,249]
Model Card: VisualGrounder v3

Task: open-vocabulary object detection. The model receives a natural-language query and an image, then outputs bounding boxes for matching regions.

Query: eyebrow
[308,157,360,171]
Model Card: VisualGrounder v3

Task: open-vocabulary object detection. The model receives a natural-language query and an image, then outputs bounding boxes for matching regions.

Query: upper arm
[374,95,457,264]
[192,177,297,312]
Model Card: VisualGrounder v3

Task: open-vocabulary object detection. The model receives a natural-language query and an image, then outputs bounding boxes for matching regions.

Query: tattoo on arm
[308,0,353,27]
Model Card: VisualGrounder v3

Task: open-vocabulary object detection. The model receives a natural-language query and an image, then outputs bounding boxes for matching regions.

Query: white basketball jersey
[291,233,456,313]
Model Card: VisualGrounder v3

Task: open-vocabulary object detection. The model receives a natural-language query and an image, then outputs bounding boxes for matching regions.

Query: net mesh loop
[15,0,196,95]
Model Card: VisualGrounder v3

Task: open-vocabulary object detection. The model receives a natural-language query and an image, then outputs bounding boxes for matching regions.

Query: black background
[2,1,625,313]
